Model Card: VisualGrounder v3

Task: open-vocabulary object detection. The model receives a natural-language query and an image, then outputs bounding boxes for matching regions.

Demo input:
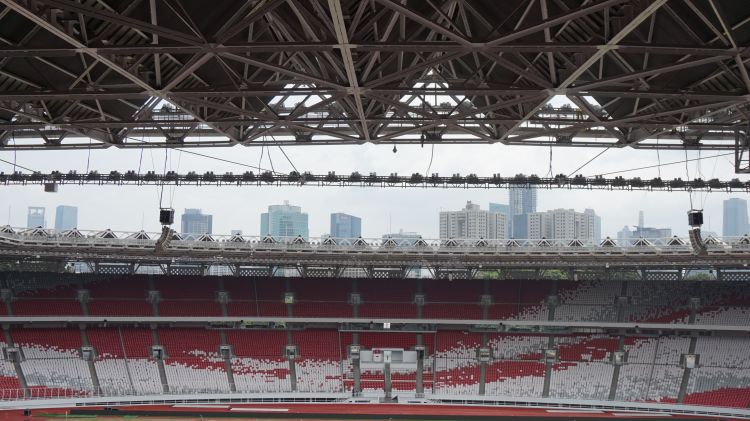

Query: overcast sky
[1,139,747,239]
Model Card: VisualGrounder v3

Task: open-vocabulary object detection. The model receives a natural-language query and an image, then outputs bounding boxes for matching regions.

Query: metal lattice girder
[0,0,748,151]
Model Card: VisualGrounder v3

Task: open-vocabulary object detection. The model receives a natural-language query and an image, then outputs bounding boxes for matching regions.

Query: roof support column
[79,326,101,395]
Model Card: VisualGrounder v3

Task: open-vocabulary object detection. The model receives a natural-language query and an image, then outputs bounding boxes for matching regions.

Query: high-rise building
[509,187,537,238]
[489,203,510,215]
[584,208,602,243]
[382,229,422,244]
[527,208,597,241]
[618,211,671,241]
[619,225,671,240]
[512,214,529,238]
[638,210,645,230]
[489,202,511,236]
[54,205,78,231]
[723,198,749,237]
[26,207,46,228]
[261,201,309,238]
[181,209,213,236]
[330,213,361,238]
[439,201,507,240]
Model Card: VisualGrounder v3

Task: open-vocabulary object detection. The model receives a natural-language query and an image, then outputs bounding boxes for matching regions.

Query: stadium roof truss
[0,0,748,158]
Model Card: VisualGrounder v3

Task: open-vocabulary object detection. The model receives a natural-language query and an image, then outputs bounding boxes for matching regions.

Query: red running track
[0,403,723,420]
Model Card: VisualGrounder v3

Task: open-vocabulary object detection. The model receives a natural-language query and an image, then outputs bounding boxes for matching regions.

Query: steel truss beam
[2,171,748,193]
[2,228,750,270]
[0,0,746,160]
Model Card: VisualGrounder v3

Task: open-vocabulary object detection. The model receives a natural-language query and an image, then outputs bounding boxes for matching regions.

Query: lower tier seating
[0,326,745,409]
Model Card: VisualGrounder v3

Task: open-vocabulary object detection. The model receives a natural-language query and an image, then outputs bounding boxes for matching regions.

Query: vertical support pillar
[383,350,392,401]
[285,278,294,318]
[217,291,229,318]
[147,290,161,317]
[608,336,626,400]
[77,289,90,316]
[4,329,28,398]
[350,292,360,318]
[349,342,361,396]
[218,331,236,392]
[478,334,488,395]
[677,337,698,403]
[414,293,425,319]
[150,327,169,393]
[542,338,556,398]
[480,294,492,320]
[79,327,100,395]
[284,288,296,391]
[689,298,700,324]
[1,289,13,317]
[547,294,558,321]
[415,340,425,397]
[615,296,629,323]
[286,345,298,392]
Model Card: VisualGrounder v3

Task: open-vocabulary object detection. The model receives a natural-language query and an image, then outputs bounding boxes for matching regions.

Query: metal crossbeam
[0,0,746,168]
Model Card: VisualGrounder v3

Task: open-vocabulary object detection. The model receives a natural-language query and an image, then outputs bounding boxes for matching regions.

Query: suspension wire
[656,134,661,179]
[275,141,299,174]
[546,141,553,178]
[697,149,705,210]
[85,136,92,174]
[591,151,734,177]
[0,157,35,173]
[568,146,612,177]
[267,145,276,173]
[158,147,168,209]
[12,128,17,173]
[425,143,435,176]
[702,153,720,210]
[136,132,145,175]
[684,148,694,210]
[169,150,182,208]
[113,130,281,174]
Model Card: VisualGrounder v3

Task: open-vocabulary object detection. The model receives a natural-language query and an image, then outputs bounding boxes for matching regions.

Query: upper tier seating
[11,276,750,326]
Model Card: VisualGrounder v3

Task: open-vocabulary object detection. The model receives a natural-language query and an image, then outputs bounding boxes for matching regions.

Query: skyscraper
[439,201,507,240]
[330,213,361,238]
[723,198,749,237]
[54,205,78,231]
[26,207,46,228]
[261,201,309,238]
[509,187,537,238]
[527,208,597,241]
[181,209,213,236]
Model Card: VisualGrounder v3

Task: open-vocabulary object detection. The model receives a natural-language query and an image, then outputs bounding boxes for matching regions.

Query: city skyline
[2,143,747,239]
[8,194,746,239]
